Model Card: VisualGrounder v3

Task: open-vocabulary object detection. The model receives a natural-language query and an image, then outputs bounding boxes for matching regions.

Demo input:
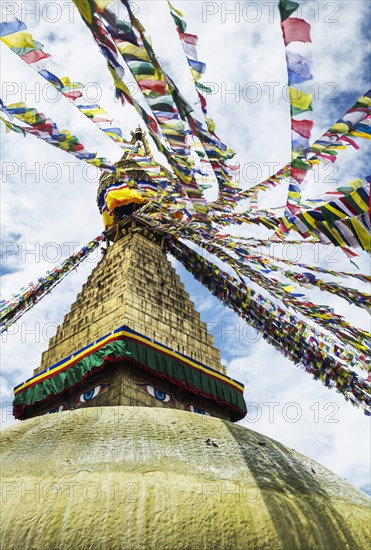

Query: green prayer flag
[170,12,187,33]
[291,104,313,117]
[117,20,132,34]
[291,157,311,170]
[279,0,300,21]
[195,81,213,94]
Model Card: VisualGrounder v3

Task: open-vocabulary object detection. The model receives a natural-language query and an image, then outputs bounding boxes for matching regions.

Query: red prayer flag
[197,91,207,112]
[292,119,314,138]
[279,221,291,234]
[177,30,198,45]
[147,116,159,134]
[339,135,360,150]
[291,167,308,183]
[139,79,167,94]
[31,123,53,134]
[341,246,359,258]
[339,198,359,216]
[317,152,337,163]
[281,18,311,46]
[62,90,83,100]
[287,203,301,215]
[21,49,51,64]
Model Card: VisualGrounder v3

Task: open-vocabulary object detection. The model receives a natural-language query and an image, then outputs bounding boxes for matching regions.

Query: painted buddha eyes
[46,404,66,414]
[77,384,106,403]
[185,404,212,416]
[140,384,173,403]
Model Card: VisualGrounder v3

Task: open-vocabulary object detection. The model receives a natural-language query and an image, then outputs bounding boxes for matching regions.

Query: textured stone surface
[35,233,224,375]
[1,407,370,550]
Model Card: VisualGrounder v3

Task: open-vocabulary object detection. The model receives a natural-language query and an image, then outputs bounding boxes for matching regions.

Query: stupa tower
[12,128,246,422]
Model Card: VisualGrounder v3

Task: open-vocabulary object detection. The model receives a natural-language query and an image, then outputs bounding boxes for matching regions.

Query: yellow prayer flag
[95,0,112,9]
[60,77,84,90]
[8,102,27,110]
[322,222,347,247]
[205,117,216,133]
[72,0,93,24]
[349,179,364,190]
[190,69,202,81]
[0,32,35,49]
[350,218,371,250]
[288,87,312,111]
[300,212,316,229]
[357,95,371,107]
[349,130,371,140]
[324,204,347,219]
[173,167,192,184]
[282,284,297,293]
[81,107,106,116]
[350,190,368,212]
[117,42,150,62]
[308,143,326,152]
[288,191,301,200]
[168,1,184,18]
[108,65,132,97]
[329,122,349,134]
[19,111,38,124]
[282,216,293,230]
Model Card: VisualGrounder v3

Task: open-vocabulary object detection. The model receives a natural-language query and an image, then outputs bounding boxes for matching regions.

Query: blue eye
[154,388,166,401]
[185,404,211,416]
[83,389,95,401]
[77,384,105,403]
[140,384,172,403]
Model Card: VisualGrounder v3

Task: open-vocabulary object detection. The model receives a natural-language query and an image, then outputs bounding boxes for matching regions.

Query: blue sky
[1,1,370,494]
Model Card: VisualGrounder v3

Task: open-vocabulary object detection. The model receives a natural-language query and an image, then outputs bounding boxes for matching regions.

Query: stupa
[1,129,370,550]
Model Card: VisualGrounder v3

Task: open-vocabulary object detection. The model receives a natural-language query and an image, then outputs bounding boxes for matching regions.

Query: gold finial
[130,125,152,160]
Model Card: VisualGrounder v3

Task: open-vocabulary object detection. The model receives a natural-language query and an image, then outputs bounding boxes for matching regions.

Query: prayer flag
[281,18,311,46]
[279,0,300,20]
[0,18,27,37]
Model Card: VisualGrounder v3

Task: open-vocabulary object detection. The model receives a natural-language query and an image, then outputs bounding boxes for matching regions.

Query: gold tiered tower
[37,233,224,376]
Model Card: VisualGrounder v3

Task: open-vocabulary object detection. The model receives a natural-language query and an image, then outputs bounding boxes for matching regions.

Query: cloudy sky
[1,1,370,494]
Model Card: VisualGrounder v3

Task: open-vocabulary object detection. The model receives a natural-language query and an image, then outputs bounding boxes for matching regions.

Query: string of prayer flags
[70,0,170,162]
[1,101,115,171]
[167,2,205,81]
[98,1,213,219]
[182,235,371,357]
[199,234,370,311]
[219,245,371,312]
[72,0,198,211]
[279,0,314,212]
[288,184,371,250]
[237,251,371,284]
[0,235,104,333]
[284,271,371,311]
[0,16,140,157]
[167,236,371,413]
[166,0,240,211]
[240,91,371,209]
